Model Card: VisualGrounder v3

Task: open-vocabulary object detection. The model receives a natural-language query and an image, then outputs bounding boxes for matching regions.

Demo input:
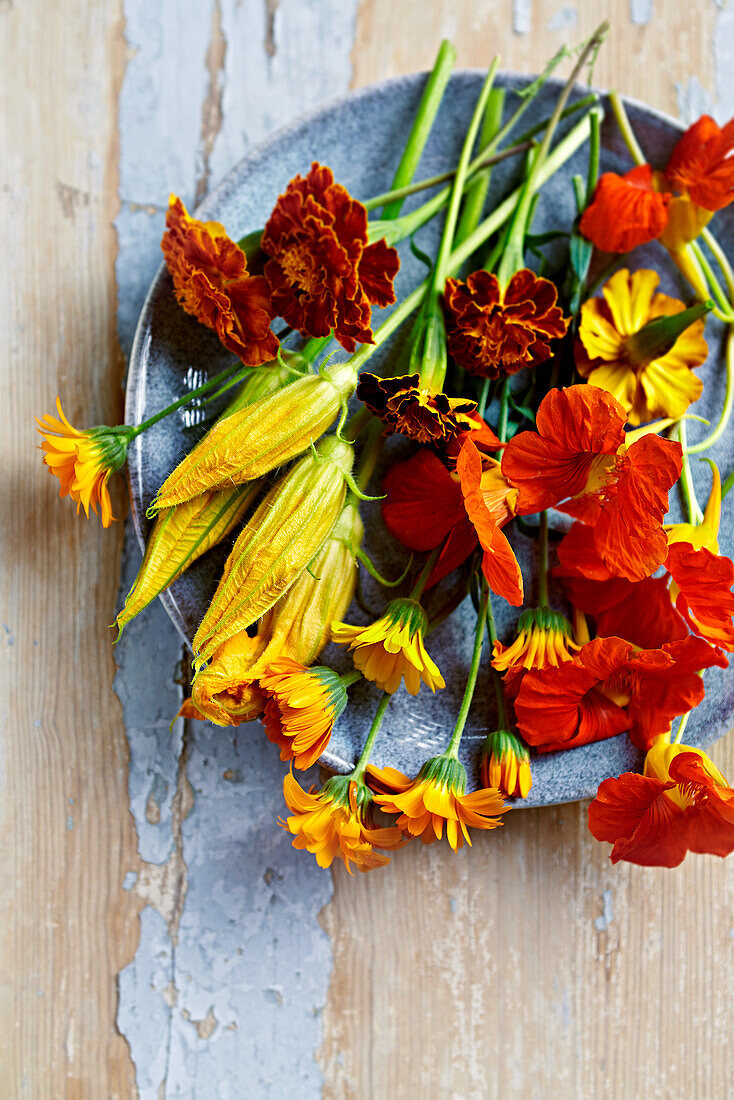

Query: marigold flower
[501,385,682,581]
[261,163,400,352]
[162,195,278,365]
[480,729,532,799]
[332,597,444,695]
[37,398,130,527]
[356,372,477,446]
[281,772,404,873]
[588,738,734,867]
[443,268,569,379]
[367,755,506,850]
[193,436,353,666]
[151,360,357,512]
[260,658,349,769]
[576,268,707,425]
[514,634,726,754]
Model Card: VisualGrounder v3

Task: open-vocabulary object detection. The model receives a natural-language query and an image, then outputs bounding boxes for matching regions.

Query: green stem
[676,420,703,523]
[446,579,490,758]
[380,39,456,220]
[355,418,384,491]
[609,90,646,165]
[410,546,442,601]
[129,363,250,437]
[497,378,510,445]
[485,593,509,728]
[685,327,734,455]
[722,467,734,500]
[455,88,506,248]
[538,510,549,607]
[702,227,734,300]
[342,670,363,688]
[300,335,332,364]
[672,709,691,745]
[689,240,734,321]
[352,692,392,782]
[477,377,491,418]
[585,106,601,205]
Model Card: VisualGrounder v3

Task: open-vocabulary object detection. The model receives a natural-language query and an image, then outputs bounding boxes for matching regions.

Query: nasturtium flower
[443,268,569,379]
[579,164,670,253]
[280,772,404,873]
[162,195,278,365]
[356,372,477,446]
[501,385,682,582]
[480,729,532,799]
[576,268,708,425]
[367,755,506,850]
[261,162,400,352]
[260,658,349,769]
[588,738,734,867]
[37,398,130,527]
[332,597,444,695]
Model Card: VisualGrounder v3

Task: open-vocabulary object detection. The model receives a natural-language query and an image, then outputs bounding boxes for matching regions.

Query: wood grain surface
[2,1,733,1097]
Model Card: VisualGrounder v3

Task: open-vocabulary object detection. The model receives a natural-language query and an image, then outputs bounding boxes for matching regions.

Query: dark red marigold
[357,372,477,446]
[443,268,569,379]
[261,163,400,353]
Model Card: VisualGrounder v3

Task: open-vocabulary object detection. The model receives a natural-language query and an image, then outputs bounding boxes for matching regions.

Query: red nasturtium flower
[588,739,734,867]
[261,162,400,352]
[580,115,734,253]
[162,195,279,366]
[500,385,682,582]
[356,372,478,445]
[382,430,523,605]
[443,268,569,378]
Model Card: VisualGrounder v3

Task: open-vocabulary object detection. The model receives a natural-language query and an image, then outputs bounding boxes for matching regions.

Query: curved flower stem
[672,709,691,745]
[722,466,734,500]
[455,88,506,249]
[355,418,384,491]
[685,326,734,455]
[689,241,734,321]
[496,378,510,445]
[538,510,550,607]
[702,227,734,300]
[446,578,490,759]
[485,591,509,729]
[410,546,442,601]
[608,90,646,166]
[129,362,251,438]
[351,692,392,783]
[676,419,703,523]
[477,377,491,418]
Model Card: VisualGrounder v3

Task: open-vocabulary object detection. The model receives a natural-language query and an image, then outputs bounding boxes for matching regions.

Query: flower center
[279,243,320,296]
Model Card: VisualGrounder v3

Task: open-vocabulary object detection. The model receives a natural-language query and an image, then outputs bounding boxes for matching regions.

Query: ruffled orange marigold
[588,738,734,867]
[443,268,569,378]
[261,162,400,352]
[37,398,129,527]
[356,372,478,446]
[368,755,506,850]
[162,195,279,366]
[501,384,682,581]
[332,598,444,695]
[259,658,348,769]
[280,772,404,873]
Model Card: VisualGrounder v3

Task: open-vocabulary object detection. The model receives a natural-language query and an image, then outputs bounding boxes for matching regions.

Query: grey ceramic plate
[126,71,734,806]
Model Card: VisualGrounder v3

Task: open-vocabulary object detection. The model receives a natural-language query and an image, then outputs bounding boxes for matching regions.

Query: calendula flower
[37,398,131,527]
[368,755,506,850]
[193,436,354,666]
[492,607,579,673]
[162,195,278,365]
[576,268,708,424]
[260,658,350,769]
[280,772,404,873]
[261,163,400,352]
[443,268,569,378]
[514,634,726,754]
[356,372,477,446]
[480,729,532,799]
[501,385,682,581]
[151,360,357,512]
[588,738,734,867]
[332,597,444,695]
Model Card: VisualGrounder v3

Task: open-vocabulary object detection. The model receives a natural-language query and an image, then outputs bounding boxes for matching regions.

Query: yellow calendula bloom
[150,359,357,512]
[280,772,404,874]
[193,435,354,667]
[480,729,532,799]
[332,597,444,695]
[260,658,350,769]
[37,398,130,527]
[368,755,506,851]
[492,607,579,673]
[576,268,708,425]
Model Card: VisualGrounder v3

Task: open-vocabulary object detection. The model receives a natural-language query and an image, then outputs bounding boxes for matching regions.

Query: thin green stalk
[585,107,601,204]
[129,362,250,437]
[455,88,506,247]
[477,377,491,418]
[702,227,734,300]
[672,710,691,745]
[380,39,456,220]
[355,418,384,492]
[446,579,490,758]
[676,419,703,523]
[410,546,442,601]
[690,240,734,321]
[538,510,549,607]
[485,593,509,728]
[351,692,392,783]
[497,378,510,445]
[685,327,734,455]
[609,90,646,165]
[722,467,734,500]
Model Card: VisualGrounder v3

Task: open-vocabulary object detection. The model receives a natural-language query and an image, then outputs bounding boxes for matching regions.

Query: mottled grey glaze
[126,71,734,806]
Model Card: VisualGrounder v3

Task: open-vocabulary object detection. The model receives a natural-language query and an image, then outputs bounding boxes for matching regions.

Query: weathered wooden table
[3,2,734,1096]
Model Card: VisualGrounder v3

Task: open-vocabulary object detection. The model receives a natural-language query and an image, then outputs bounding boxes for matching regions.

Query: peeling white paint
[629,0,653,25]
[512,0,532,36]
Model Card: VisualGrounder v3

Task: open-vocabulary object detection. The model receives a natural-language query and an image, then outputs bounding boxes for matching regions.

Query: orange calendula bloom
[368,755,506,850]
[332,597,444,695]
[356,372,477,446]
[576,268,708,425]
[162,195,278,366]
[588,738,734,867]
[37,398,130,527]
[501,385,682,581]
[261,163,400,352]
[443,268,569,379]
[480,729,532,799]
[280,772,404,873]
[492,607,579,674]
[260,658,349,769]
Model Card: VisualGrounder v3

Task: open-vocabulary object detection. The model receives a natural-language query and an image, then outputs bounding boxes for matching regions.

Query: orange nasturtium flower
[501,385,682,582]
[162,195,279,366]
[588,738,734,867]
[480,729,532,799]
[280,772,404,874]
[356,371,478,446]
[37,398,131,527]
[367,755,506,850]
[332,598,444,696]
[259,658,350,769]
[576,268,708,425]
[261,162,400,352]
[442,268,569,379]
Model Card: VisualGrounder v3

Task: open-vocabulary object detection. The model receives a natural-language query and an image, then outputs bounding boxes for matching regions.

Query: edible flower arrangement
[37,25,734,873]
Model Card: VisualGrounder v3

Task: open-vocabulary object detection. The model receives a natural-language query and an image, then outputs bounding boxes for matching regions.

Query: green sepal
[625,300,713,367]
[90,425,133,474]
[482,728,529,764]
[420,754,467,795]
[385,597,428,637]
